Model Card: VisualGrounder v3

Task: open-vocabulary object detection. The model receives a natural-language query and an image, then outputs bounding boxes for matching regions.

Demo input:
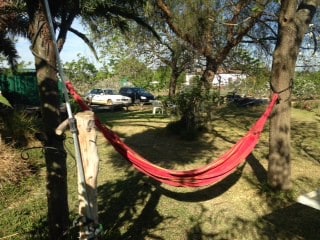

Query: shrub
[0,108,38,147]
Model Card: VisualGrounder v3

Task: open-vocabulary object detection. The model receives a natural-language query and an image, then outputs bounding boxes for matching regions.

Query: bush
[166,87,213,140]
[293,99,320,112]
[0,108,38,147]
[294,73,320,100]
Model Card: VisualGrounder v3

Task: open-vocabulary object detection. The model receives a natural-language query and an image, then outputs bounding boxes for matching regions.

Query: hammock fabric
[66,81,278,188]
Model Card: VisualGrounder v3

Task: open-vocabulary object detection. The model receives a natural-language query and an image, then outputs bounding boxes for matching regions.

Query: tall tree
[2,1,161,238]
[154,0,273,88]
[2,0,94,238]
[148,0,274,131]
[25,1,75,238]
[268,0,319,190]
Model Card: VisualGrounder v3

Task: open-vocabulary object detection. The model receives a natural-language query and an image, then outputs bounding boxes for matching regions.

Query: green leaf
[0,94,12,108]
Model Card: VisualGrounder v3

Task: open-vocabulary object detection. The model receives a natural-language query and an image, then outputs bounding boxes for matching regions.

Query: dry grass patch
[0,143,30,187]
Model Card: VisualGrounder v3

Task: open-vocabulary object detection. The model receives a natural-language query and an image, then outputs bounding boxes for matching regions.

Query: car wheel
[86,98,92,105]
[134,99,140,104]
[106,99,113,105]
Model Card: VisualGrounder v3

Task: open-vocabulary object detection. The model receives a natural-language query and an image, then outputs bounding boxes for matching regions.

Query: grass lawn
[1,104,320,239]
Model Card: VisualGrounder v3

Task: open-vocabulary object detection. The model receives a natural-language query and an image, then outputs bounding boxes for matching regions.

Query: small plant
[0,92,12,108]
[0,108,38,147]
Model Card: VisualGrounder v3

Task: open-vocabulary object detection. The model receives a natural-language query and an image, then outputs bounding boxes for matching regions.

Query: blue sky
[15,20,100,68]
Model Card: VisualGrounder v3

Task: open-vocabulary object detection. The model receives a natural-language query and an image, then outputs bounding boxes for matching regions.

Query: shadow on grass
[90,106,266,239]
[93,106,251,239]
[95,168,246,239]
[291,120,320,165]
[105,128,221,170]
[97,172,167,240]
[262,203,320,240]
[25,105,320,239]
[92,109,250,240]
[154,165,245,202]
[240,153,320,240]
[247,153,268,184]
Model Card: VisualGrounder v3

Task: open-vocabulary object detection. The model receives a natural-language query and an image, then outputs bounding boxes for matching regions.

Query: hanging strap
[270,77,293,94]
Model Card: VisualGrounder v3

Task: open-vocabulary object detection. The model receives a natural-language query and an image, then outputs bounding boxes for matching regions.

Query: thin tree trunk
[168,70,179,97]
[268,0,318,190]
[202,56,217,90]
[28,2,69,238]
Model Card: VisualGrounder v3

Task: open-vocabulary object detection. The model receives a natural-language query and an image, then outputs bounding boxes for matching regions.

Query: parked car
[85,88,132,106]
[119,87,155,104]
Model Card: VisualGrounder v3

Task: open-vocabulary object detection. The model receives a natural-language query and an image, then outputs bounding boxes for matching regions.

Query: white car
[85,89,132,106]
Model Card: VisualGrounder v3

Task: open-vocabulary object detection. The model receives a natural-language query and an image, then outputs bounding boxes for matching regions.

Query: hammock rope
[66,81,278,188]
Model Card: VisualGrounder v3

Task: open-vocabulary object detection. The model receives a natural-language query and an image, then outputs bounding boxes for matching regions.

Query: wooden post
[75,111,100,239]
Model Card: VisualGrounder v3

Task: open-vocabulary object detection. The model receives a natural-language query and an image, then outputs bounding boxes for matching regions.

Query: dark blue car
[119,87,155,104]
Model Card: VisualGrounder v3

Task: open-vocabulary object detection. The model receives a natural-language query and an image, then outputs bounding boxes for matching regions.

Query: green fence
[0,70,64,106]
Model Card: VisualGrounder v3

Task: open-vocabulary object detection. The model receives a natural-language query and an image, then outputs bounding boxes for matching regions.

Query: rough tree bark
[268,0,319,190]
[27,1,69,238]
[168,68,180,97]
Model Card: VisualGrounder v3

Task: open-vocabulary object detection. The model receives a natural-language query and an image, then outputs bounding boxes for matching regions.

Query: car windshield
[89,89,103,95]
[103,89,118,95]
[137,88,147,94]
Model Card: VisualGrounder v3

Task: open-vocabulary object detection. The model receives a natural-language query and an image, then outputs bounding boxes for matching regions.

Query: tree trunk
[28,2,69,238]
[268,0,318,190]
[168,69,179,97]
[202,56,217,90]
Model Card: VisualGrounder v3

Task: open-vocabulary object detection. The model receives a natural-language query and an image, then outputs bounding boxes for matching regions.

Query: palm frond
[0,33,19,70]
[67,27,99,60]
[0,2,29,38]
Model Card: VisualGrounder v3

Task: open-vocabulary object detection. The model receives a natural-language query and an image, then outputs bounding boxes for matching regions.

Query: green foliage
[166,81,220,140]
[292,71,320,113]
[64,54,99,84]
[113,57,155,89]
[243,68,270,97]
[294,72,320,100]
[64,54,104,94]
[227,48,261,73]
[151,67,171,91]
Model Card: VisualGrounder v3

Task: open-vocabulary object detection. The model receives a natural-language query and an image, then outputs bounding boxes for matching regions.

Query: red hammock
[66,81,278,188]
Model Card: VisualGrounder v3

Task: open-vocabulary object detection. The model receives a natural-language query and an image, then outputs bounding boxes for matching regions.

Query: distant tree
[113,57,154,88]
[0,34,19,70]
[154,0,273,88]
[64,54,98,94]
[127,23,196,97]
